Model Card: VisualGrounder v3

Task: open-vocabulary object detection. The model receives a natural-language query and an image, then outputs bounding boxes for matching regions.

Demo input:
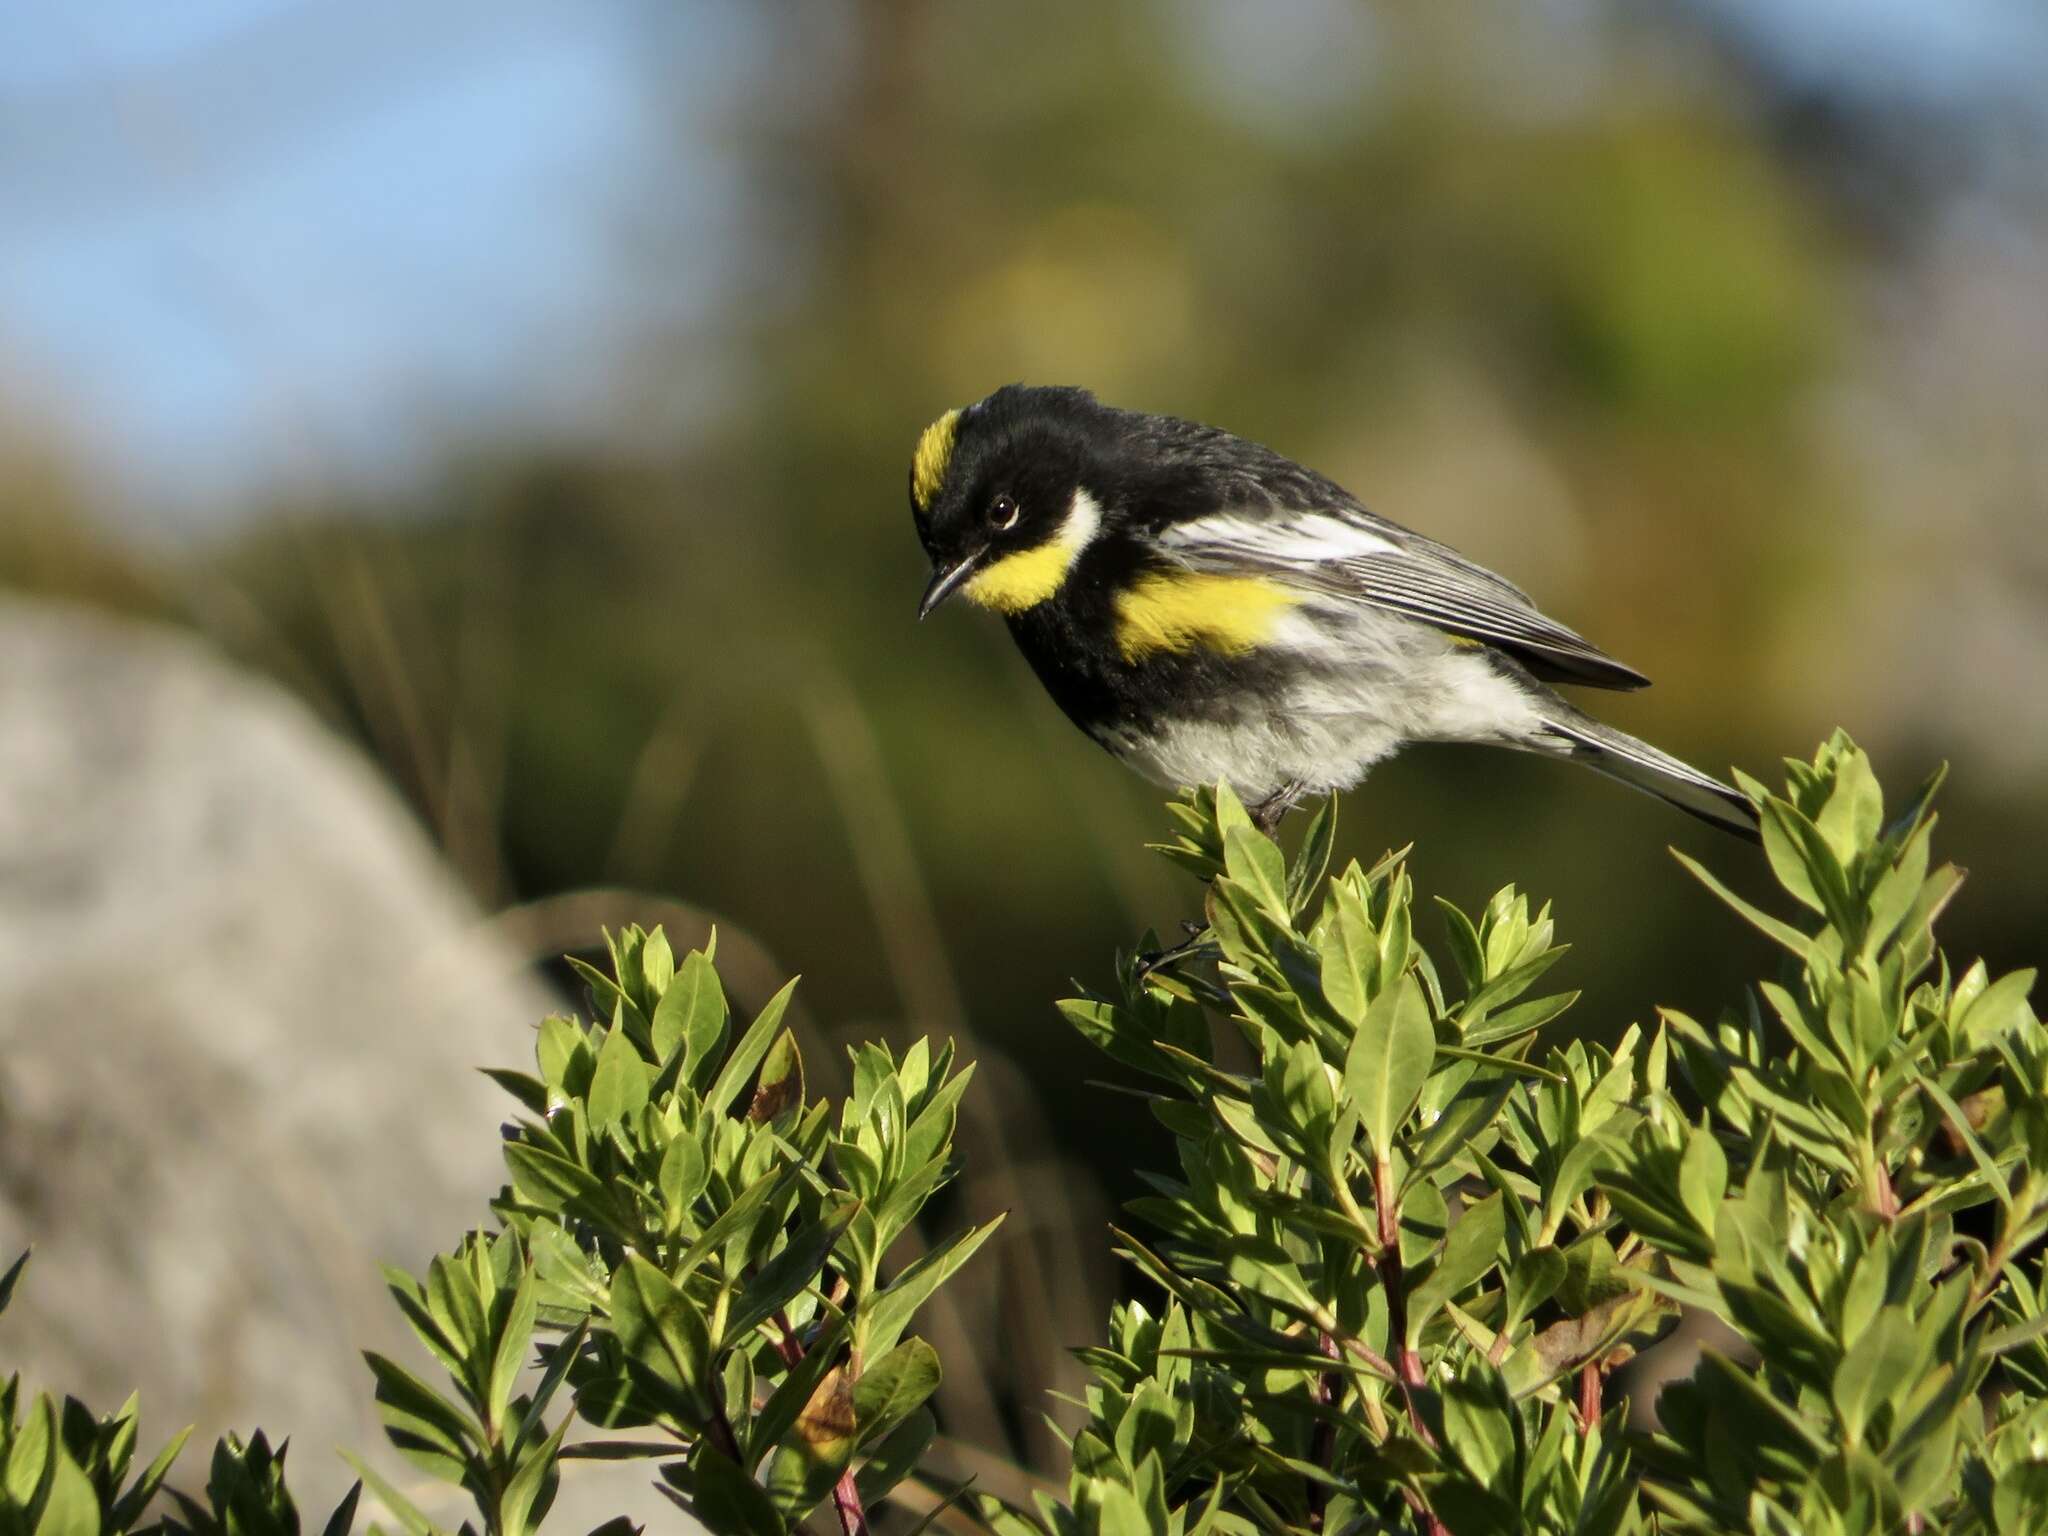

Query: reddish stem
[1576,1362,1602,1431]
[832,1468,871,1536]
[1375,1155,1451,1536]
[771,1309,806,1367]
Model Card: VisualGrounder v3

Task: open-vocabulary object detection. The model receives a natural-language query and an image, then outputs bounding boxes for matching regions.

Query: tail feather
[1538,716,1760,842]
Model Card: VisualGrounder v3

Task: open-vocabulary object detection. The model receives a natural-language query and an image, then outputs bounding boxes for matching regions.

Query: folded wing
[1156,508,1651,691]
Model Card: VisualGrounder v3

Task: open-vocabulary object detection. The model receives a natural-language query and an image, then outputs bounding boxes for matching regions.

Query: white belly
[1095,615,1546,803]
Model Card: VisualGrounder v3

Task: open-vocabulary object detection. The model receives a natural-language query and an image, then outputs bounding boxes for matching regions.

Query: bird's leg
[1249,781,1308,836]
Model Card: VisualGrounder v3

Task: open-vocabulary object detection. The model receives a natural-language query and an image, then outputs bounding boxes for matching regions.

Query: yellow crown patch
[910,407,962,513]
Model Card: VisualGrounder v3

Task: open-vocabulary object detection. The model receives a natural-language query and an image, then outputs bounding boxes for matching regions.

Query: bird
[907,384,1759,841]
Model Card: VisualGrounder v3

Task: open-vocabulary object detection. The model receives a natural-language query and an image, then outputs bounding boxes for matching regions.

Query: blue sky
[0,0,755,529]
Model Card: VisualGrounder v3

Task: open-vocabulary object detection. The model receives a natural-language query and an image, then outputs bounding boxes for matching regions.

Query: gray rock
[0,597,679,1532]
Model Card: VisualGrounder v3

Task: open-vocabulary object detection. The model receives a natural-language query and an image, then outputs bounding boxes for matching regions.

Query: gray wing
[1156,507,1651,691]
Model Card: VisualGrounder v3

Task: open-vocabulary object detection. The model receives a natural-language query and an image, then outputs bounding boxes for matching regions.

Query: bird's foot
[1249,781,1309,836]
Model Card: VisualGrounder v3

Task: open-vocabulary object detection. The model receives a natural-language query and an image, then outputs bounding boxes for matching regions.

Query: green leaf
[726,1195,861,1344]
[1082,1478,1157,1536]
[535,1015,585,1093]
[659,1135,711,1228]
[1221,825,1289,922]
[1673,850,1814,958]
[765,1365,859,1519]
[1763,801,1859,937]
[746,1030,805,1124]
[706,979,799,1117]
[1408,1193,1506,1344]
[31,1441,98,1536]
[496,1413,569,1536]
[516,1319,591,1450]
[338,1450,448,1536]
[1677,1124,1728,1238]
[852,1407,936,1505]
[1435,897,1486,990]
[1211,780,1254,843]
[672,1167,801,1283]
[1956,968,2036,1049]
[657,947,727,1074]
[692,1447,787,1536]
[587,1023,652,1128]
[748,1313,851,1463]
[1916,1069,2015,1212]
[481,1068,550,1116]
[1287,796,1338,917]
[1832,1305,1918,1443]
[566,956,651,1048]
[853,1339,942,1446]
[108,1425,192,1530]
[1756,798,1825,915]
[1816,746,1883,865]
[642,928,676,997]
[608,1255,713,1415]
[526,1222,609,1316]
[1460,989,1578,1046]
[861,1216,1005,1360]
[1344,973,1434,1158]
[319,1483,363,1536]
[1984,1308,2048,1357]
[1504,1247,1567,1336]
[1456,946,1569,1030]
[504,1142,608,1209]
[1318,880,1376,1027]
[364,1351,479,1481]
[1993,1459,2048,1536]
[1441,1362,1519,1494]
[487,1269,540,1441]
[0,1250,28,1318]
[1431,1043,1562,1082]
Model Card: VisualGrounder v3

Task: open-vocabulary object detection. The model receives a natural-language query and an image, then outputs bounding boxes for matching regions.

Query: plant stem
[1576,1362,1602,1431]
[1374,1153,1450,1536]
[1307,1332,1340,1532]
[1374,1156,1433,1437]
[771,1309,806,1367]
[832,1469,872,1536]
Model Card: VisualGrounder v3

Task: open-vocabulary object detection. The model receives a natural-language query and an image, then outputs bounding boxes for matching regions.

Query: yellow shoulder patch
[1114,572,1298,662]
[910,407,962,512]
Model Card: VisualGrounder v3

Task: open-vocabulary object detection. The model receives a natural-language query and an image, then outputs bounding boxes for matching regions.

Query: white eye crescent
[988,494,1020,532]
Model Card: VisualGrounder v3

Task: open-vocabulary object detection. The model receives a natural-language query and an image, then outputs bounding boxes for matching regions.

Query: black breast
[1002,531,1302,740]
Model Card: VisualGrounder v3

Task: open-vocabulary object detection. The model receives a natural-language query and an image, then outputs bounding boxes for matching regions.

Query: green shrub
[1006,733,2047,1535]
[3,733,2044,1535]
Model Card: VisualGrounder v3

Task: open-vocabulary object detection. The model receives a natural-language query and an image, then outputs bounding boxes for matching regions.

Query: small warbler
[908,384,1758,839]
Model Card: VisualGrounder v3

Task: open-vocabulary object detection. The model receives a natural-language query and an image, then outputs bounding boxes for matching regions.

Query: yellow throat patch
[910,408,961,513]
[1114,572,1298,661]
[964,542,1079,614]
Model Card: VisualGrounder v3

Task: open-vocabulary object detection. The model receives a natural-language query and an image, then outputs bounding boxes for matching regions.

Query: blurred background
[3,0,2046,1516]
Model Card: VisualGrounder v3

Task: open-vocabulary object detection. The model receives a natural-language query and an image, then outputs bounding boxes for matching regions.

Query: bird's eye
[987,494,1020,532]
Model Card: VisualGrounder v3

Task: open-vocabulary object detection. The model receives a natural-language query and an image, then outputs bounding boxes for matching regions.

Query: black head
[908,385,1114,618]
